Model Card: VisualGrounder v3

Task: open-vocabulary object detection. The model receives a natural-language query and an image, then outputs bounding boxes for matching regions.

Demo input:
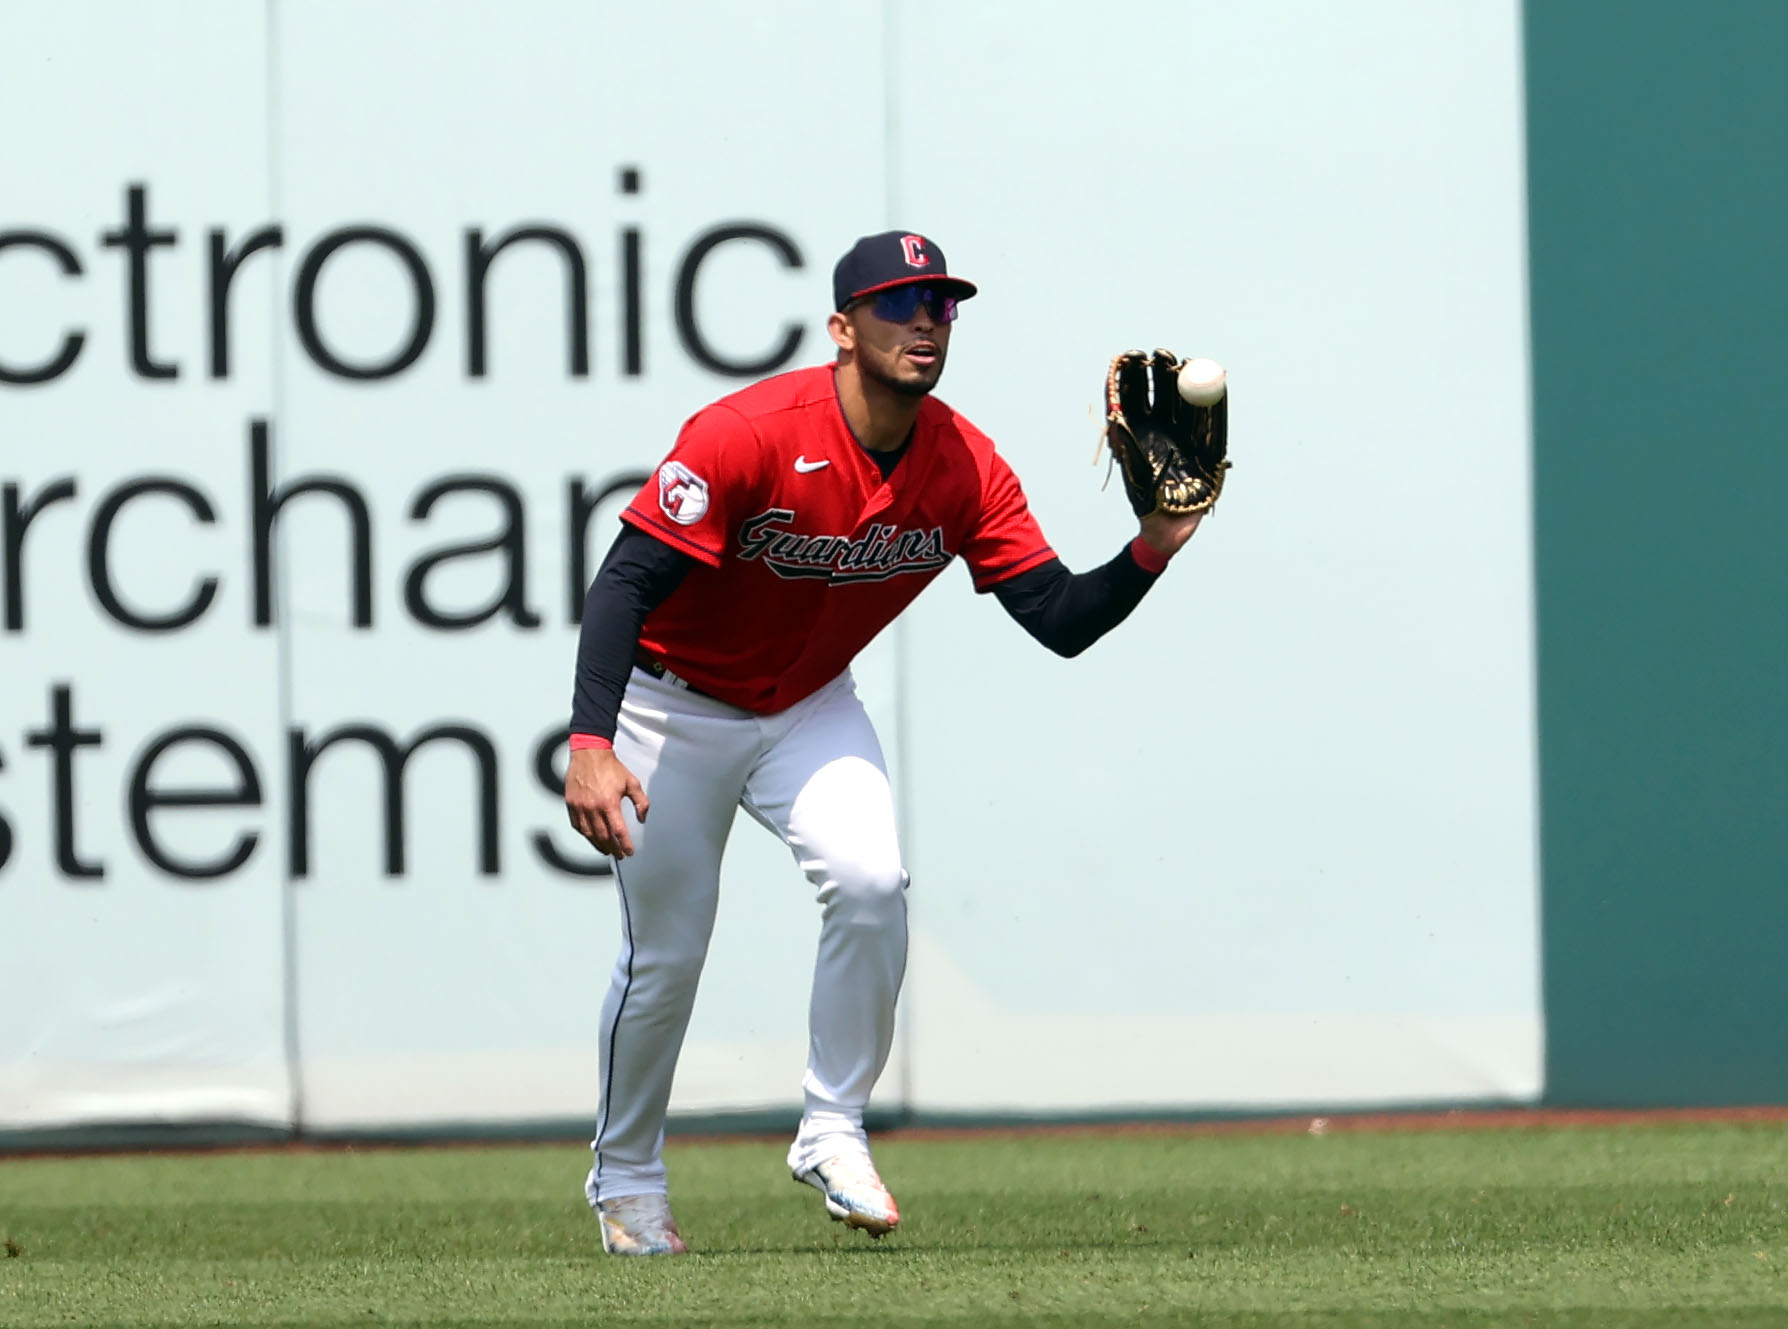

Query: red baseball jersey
[621,364,1054,712]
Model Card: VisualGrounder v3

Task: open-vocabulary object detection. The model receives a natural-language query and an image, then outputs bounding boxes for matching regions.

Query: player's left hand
[1139,509,1204,560]
[1101,348,1231,521]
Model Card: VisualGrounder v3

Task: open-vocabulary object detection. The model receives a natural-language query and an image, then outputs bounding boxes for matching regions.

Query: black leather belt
[636,650,708,697]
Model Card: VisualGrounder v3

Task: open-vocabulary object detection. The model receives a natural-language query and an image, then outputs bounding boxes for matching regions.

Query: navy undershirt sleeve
[990,546,1162,657]
[570,525,694,740]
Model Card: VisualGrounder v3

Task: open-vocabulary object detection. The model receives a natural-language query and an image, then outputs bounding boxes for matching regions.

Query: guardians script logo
[737,508,949,584]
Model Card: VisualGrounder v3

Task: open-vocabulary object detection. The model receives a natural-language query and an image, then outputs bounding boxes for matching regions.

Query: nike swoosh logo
[793,456,830,473]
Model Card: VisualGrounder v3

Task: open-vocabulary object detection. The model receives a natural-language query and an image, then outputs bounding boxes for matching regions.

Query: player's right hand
[565,747,650,858]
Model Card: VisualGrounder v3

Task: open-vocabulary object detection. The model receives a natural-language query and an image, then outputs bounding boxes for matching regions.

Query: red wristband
[1129,534,1172,575]
[569,733,613,751]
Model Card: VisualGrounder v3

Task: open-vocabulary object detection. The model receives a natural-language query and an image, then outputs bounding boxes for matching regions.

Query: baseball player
[566,230,1206,1255]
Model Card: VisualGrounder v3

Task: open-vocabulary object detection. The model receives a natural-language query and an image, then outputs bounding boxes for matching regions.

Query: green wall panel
[1527,1,1788,1103]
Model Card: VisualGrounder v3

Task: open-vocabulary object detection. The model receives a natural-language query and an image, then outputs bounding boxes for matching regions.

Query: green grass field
[1,1121,1785,1328]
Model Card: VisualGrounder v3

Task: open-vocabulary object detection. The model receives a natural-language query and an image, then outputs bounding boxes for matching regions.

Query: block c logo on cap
[658,460,710,525]
[900,235,930,268]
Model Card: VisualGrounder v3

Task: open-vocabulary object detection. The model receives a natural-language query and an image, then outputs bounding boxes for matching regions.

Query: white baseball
[1176,357,1227,406]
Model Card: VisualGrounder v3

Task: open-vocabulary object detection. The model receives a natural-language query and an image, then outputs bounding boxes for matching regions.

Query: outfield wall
[1526,2,1788,1107]
[0,0,1540,1135]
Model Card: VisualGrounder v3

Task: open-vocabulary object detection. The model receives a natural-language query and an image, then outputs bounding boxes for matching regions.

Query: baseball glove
[1102,348,1230,518]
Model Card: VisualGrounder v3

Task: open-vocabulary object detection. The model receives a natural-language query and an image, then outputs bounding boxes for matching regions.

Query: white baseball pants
[585,666,908,1204]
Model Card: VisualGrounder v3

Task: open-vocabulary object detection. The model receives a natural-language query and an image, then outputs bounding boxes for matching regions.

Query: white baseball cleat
[794,1150,901,1237]
[597,1194,689,1256]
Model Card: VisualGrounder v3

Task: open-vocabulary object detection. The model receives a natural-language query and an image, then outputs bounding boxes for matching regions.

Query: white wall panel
[888,0,1541,1110]
[0,3,291,1130]
[266,0,902,1128]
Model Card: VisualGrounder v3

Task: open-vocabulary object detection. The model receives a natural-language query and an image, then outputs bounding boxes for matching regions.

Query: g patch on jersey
[658,461,710,526]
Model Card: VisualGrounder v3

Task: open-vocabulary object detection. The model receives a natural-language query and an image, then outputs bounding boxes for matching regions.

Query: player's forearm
[569,601,640,743]
[570,527,693,740]
[990,539,1167,658]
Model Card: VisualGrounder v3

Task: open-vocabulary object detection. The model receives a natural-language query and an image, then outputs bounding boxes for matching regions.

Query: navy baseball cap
[833,230,979,311]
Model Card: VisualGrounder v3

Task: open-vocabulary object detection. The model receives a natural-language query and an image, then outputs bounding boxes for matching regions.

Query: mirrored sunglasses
[861,284,959,325]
